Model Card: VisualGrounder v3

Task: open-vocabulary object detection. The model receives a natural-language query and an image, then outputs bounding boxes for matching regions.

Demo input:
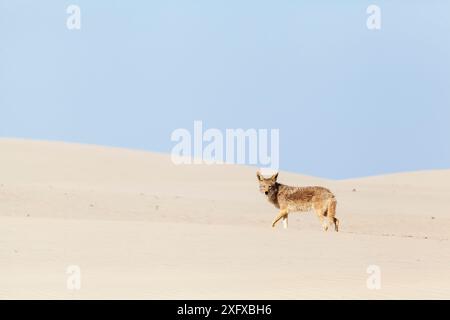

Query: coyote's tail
[328,197,339,232]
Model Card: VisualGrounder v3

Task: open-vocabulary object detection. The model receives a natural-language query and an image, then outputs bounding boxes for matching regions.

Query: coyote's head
[256,171,279,197]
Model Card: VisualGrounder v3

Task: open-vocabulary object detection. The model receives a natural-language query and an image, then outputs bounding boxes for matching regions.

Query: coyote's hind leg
[327,199,339,232]
[313,203,329,231]
[320,215,329,231]
[332,217,339,232]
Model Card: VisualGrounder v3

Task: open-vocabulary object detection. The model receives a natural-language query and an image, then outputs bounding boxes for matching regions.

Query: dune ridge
[1,139,449,299]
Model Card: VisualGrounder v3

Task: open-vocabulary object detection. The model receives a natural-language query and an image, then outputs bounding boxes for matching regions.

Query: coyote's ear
[270,172,279,181]
[256,171,263,181]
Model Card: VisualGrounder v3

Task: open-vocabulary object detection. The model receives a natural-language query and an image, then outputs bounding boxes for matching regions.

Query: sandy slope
[0,138,449,299]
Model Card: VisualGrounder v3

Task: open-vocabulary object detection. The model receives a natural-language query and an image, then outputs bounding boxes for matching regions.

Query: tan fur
[256,171,339,231]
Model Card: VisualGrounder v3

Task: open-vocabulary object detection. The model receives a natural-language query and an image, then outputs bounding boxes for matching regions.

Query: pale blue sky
[1,1,449,179]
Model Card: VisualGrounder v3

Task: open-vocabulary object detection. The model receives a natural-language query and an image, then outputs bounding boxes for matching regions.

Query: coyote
[257,171,339,231]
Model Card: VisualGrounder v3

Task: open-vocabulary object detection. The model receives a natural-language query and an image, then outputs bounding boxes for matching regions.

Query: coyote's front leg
[272,209,288,228]
[282,216,288,229]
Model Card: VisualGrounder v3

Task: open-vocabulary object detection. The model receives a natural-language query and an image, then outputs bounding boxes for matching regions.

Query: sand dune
[1,138,449,299]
